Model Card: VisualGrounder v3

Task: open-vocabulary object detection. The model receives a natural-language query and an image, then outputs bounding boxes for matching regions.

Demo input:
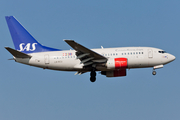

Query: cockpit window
[158,51,166,54]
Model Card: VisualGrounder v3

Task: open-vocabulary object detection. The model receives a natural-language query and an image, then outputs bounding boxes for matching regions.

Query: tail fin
[5,16,60,54]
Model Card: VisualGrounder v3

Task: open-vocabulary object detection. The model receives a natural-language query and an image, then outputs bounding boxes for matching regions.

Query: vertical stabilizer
[5,16,60,54]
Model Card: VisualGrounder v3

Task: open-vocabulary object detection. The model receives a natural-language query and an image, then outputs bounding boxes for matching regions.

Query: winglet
[5,47,31,58]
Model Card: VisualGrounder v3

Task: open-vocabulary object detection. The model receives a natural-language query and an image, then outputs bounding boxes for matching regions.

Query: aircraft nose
[169,54,176,62]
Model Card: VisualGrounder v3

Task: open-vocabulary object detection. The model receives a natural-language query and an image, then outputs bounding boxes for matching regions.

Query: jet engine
[106,58,128,69]
[101,58,127,77]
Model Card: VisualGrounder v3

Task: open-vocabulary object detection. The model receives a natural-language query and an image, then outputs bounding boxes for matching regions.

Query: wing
[64,40,107,67]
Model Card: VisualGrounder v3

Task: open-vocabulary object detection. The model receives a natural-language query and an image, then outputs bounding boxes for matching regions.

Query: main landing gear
[90,68,96,82]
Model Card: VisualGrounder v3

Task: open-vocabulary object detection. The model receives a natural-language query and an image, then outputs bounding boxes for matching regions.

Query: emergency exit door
[148,49,153,58]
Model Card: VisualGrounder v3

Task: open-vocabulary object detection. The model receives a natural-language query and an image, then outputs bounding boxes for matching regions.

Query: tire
[152,71,156,75]
[90,77,96,82]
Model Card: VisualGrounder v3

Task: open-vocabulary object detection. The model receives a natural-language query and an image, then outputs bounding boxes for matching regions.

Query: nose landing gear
[152,65,163,75]
[152,70,156,75]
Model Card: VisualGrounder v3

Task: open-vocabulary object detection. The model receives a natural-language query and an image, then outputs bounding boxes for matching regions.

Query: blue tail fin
[5,16,60,54]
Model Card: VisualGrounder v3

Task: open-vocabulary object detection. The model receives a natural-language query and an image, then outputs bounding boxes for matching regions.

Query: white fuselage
[15,47,175,72]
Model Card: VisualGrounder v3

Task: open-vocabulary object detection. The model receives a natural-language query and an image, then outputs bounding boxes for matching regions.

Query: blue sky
[0,0,179,120]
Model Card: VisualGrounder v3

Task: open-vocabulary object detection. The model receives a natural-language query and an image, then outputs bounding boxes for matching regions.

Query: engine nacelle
[101,69,126,77]
[106,58,128,69]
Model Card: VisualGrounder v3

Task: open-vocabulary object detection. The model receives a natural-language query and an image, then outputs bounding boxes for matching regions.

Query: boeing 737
[5,16,176,82]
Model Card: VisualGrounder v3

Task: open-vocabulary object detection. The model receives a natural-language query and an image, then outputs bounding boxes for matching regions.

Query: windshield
[158,51,166,54]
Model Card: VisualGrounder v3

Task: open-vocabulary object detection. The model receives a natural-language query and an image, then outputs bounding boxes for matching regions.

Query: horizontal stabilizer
[5,47,31,58]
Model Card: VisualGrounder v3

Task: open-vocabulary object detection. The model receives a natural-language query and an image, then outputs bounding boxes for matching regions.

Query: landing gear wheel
[90,76,96,82]
[152,71,156,75]
[90,69,96,82]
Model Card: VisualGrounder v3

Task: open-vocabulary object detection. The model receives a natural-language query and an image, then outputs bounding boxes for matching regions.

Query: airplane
[5,16,176,82]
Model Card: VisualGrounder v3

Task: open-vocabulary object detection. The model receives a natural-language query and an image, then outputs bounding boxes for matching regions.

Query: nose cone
[169,54,176,62]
